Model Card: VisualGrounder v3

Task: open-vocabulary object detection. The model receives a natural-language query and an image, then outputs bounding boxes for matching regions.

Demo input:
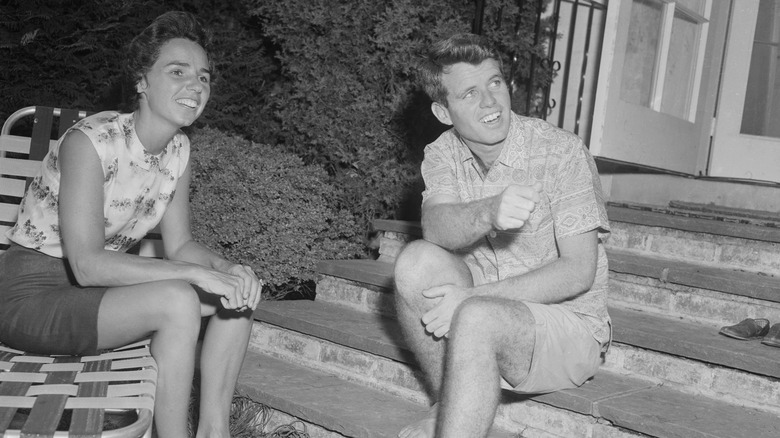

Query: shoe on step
[761,323,780,348]
[719,318,770,340]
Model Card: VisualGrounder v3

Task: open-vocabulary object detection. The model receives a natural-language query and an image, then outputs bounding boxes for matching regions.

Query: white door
[710,0,780,183]
[590,0,728,174]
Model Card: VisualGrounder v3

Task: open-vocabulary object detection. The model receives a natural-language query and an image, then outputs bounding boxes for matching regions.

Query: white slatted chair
[0,107,159,438]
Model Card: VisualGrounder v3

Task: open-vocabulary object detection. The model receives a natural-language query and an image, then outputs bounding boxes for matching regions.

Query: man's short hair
[418,33,504,107]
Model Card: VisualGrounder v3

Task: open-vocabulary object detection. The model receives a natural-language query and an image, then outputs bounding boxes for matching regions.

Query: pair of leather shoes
[719,318,780,347]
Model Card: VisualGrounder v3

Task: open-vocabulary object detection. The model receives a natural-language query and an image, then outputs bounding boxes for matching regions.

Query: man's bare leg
[436,297,535,438]
[394,240,473,438]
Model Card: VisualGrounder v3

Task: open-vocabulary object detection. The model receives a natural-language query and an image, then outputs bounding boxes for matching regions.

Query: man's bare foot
[397,403,438,438]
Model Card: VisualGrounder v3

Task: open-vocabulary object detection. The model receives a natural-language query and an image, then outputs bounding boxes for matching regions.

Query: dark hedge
[189,126,362,296]
[1,0,553,272]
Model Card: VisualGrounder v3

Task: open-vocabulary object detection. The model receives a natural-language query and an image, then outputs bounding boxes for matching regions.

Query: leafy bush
[246,0,553,230]
[2,0,555,256]
[188,127,362,295]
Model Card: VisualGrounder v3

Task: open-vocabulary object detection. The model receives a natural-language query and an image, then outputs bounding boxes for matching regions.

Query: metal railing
[474,0,608,145]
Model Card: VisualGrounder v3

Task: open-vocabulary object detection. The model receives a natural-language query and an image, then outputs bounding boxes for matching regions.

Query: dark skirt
[0,243,107,355]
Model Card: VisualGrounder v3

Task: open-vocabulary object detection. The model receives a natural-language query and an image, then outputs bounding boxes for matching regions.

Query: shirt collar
[124,114,173,171]
[457,112,522,169]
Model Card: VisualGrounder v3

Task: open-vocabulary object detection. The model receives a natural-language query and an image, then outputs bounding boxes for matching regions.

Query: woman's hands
[227,264,264,311]
[193,264,264,311]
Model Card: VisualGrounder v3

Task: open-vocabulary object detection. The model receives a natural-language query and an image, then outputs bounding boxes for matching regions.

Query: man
[394,33,611,438]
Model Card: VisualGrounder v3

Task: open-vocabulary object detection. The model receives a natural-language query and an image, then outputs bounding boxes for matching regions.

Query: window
[619,0,710,121]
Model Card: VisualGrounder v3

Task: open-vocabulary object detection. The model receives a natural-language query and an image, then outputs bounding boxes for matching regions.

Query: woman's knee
[153,280,201,325]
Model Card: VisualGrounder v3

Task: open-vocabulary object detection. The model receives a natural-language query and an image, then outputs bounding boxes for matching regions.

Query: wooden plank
[670,200,780,222]
[527,369,658,416]
[253,300,415,365]
[607,204,780,243]
[372,219,422,237]
[598,385,780,438]
[607,248,780,303]
[611,307,780,379]
[317,259,394,290]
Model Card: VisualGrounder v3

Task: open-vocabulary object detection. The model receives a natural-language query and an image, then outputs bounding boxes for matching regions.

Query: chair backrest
[0,106,164,257]
[0,106,88,254]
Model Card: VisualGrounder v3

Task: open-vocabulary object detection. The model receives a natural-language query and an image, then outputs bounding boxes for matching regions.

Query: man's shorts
[499,302,604,394]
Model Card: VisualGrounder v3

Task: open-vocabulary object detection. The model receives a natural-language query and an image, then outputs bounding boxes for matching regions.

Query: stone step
[359,225,780,329]
[236,350,436,438]
[248,301,780,438]
[320,245,780,328]
[314,260,780,412]
[606,248,780,326]
[607,202,780,244]
[374,204,780,276]
[240,344,655,438]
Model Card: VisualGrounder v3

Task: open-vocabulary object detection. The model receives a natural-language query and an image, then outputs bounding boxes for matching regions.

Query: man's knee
[394,240,470,295]
[394,240,439,277]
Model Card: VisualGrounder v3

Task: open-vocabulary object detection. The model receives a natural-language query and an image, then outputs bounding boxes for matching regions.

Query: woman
[0,11,259,438]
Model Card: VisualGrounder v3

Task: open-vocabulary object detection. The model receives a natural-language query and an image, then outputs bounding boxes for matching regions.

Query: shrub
[0,0,279,140]
[246,0,553,231]
[2,0,555,254]
[188,127,363,296]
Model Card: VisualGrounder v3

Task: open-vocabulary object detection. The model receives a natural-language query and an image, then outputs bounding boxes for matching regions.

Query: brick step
[236,350,440,438]
[375,204,780,276]
[239,345,656,438]
[238,349,554,438]
[607,202,780,243]
[249,301,780,438]
[317,258,780,375]
[352,241,780,327]
[314,261,780,411]
[603,203,780,275]
[606,248,780,326]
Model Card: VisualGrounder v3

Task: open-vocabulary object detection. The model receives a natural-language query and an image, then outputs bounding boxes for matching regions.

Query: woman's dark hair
[417,33,503,107]
[120,11,213,112]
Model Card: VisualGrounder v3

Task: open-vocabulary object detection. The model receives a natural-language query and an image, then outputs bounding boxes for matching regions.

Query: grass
[187,387,311,438]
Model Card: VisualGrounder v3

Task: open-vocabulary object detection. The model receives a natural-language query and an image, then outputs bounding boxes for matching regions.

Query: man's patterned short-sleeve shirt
[7,111,190,258]
[421,112,611,344]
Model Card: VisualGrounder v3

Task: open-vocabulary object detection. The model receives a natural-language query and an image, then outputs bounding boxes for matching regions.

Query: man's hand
[492,183,542,231]
[421,284,470,338]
